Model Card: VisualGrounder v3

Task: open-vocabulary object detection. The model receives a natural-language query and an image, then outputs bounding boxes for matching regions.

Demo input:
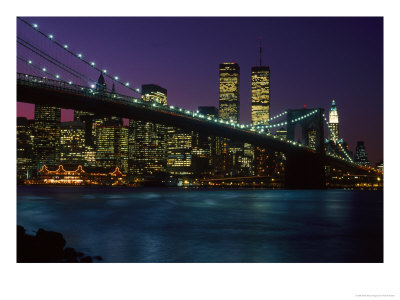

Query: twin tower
[218,62,270,125]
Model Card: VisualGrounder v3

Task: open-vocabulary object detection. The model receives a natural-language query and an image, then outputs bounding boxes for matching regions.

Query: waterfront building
[251,66,270,125]
[128,84,168,177]
[60,121,86,165]
[33,104,61,172]
[329,100,339,143]
[354,141,370,166]
[30,164,126,185]
[219,62,240,123]
[17,117,34,182]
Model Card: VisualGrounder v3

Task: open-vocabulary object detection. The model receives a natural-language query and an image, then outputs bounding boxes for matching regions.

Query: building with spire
[328,100,339,143]
[251,40,270,125]
[251,40,270,176]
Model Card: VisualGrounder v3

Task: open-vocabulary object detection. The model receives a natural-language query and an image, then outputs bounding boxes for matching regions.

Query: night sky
[17,17,383,165]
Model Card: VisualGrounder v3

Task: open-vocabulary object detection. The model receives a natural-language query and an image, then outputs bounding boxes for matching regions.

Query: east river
[17,186,383,263]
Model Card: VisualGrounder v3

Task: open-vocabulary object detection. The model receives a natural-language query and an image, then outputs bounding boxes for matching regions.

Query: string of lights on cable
[17,17,142,96]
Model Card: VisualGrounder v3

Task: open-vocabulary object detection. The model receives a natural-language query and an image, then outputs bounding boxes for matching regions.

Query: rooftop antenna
[259,36,263,66]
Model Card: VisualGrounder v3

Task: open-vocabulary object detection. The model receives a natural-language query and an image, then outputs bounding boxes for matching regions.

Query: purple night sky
[17,17,383,165]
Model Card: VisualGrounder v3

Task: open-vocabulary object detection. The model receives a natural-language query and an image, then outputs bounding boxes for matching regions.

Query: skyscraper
[251,45,271,176]
[329,100,339,143]
[192,106,219,177]
[219,62,240,123]
[17,117,34,182]
[128,84,168,177]
[166,127,193,176]
[33,105,61,171]
[95,118,128,172]
[60,121,86,165]
[251,66,270,125]
[354,141,370,166]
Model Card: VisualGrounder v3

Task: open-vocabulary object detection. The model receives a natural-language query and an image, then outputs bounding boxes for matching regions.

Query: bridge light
[136,88,140,92]
[28,60,32,64]
[33,24,38,28]
[77,53,82,58]
[170,106,174,109]
[68,81,72,85]
[48,34,54,40]
[125,82,130,86]
[90,84,95,88]
[114,76,119,80]
[55,74,60,79]
[64,44,68,48]
[90,62,95,66]
[103,69,107,73]
[42,67,46,72]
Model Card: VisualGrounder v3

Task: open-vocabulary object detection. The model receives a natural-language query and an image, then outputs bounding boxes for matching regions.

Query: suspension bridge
[16,17,378,189]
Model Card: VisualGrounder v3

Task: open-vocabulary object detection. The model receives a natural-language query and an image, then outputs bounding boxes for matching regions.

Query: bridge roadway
[17,74,371,188]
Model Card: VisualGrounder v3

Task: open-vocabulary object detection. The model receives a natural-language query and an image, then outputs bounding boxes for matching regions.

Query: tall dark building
[191,106,219,177]
[33,105,61,171]
[219,62,240,123]
[75,72,120,149]
[17,117,34,182]
[129,84,168,177]
[354,141,370,166]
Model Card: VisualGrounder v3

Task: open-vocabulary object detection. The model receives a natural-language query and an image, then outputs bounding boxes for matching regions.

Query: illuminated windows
[251,66,270,125]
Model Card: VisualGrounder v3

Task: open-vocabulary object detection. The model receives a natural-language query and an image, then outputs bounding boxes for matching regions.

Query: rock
[80,256,93,263]
[17,226,98,263]
[63,247,78,259]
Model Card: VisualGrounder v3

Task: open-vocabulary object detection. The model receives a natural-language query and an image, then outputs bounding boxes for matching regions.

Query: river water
[17,186,383,263]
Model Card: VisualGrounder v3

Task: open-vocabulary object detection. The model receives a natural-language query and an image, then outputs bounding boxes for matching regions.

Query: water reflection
[17,187,383,263]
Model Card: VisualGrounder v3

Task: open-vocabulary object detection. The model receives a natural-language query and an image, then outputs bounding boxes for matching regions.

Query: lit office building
[142,84,167,106]
[329,100,339,143]
[166,127,193,176]
[60,121,86,165]
[251,66,270,125]
[95,119,128,172]
[354,141,370,167]
[219,62,240,123]
[33,105,61,171]
[307,129,317,150]
[17,117,34,182]
[128,84,168,177]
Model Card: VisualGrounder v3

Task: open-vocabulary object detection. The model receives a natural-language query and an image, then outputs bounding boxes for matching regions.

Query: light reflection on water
[17,186,383,263]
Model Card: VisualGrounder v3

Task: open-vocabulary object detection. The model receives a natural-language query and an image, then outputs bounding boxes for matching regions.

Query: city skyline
[16,17,383,165]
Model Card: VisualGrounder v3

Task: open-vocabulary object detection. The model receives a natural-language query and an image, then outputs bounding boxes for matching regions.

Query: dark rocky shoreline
[17,225,102,263]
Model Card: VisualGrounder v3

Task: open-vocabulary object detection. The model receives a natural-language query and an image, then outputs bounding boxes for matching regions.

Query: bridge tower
[285,108,326,189]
